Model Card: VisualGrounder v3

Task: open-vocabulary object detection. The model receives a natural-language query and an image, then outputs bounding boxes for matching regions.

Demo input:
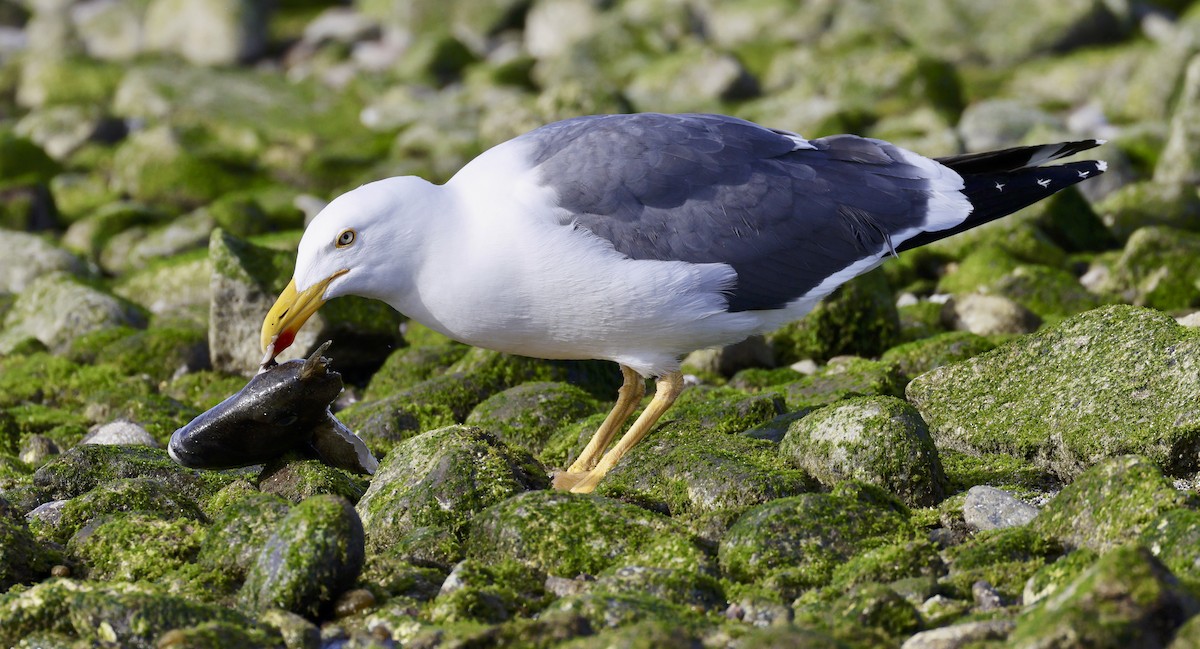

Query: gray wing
[522,113,942,312]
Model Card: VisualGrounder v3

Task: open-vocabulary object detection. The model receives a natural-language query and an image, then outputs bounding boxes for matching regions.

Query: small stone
[81,419,158,447]
[19,435,60,466]
[333,588,376,618]
[962,485,1039,532]
[971,580,1004,610]
[50,564,69,577]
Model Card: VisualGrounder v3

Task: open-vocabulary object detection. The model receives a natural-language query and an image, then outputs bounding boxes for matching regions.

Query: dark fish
[168,342,378,474]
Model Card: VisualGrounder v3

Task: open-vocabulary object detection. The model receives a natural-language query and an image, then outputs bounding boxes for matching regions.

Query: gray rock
[239,494,365,617]
[1156,53,1200,186]
[1029,455,1190,553]
[780,396,948,507]
[962,485,1039,532]
[143,0,269,65]
[1008,545,1198,648]
[81,419,157,447]
[99,207,215,275]
[0,271,146,354]
[25,499,67,528]
[941,294,1041,336]
[901,620,1015,649]
[680,335,774,378]
[908,306,1200,480]
[0,230,92,294]
[1102,226,1200,311]
[19,435,60,468]
[356,425,547,553]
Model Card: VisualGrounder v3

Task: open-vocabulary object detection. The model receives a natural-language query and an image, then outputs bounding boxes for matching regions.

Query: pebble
[81,420,158,447]
[961,485,1039,532]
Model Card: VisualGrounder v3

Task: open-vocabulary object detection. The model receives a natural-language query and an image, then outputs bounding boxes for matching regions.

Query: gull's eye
[336,229,356,248]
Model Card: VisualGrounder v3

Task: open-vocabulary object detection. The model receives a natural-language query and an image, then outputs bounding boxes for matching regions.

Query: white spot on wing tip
[1096,160,1108,172]
[1095,139,1108,145]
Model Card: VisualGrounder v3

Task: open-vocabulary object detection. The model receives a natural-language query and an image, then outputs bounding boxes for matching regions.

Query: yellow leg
[569,371,686,494]
[553,365,644,490]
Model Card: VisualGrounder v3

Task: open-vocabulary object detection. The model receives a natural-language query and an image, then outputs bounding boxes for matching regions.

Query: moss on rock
[465,381,603,456]
[362,343,470,400]
[775,357,905,411]
[880,330,996,382]
[780,395,948,507]
[466,490,710,578]
[941,525,1063,601]
[32,444,238,502]
[767,269,900,364]
[68,513,203,582]
[907,306,1200,480]
[1030,455,1194,553]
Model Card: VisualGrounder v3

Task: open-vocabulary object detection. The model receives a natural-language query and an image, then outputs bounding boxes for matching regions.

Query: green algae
[465,381,603,455]
[772,357,905,410]
[880,330,997,382]
[429,559,551,623]
[942,526,1064,601]
[362,343,470,399]
[32,444,238,502]
[68,514,203,582]
[766,269,900,364]
[257,456,369,504]
[37,476,206,544]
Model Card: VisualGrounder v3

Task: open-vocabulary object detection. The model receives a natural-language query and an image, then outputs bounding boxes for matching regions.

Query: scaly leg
[569,371,686,494]
[553,365,644,490]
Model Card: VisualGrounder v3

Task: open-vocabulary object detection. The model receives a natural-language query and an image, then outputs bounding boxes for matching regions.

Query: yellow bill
[259,271,346,366]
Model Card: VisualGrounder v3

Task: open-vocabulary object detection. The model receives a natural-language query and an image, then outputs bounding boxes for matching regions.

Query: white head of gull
[260,112,1106,493]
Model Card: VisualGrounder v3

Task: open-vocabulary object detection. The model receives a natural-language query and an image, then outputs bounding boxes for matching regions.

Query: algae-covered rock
[466,490,710,578]
[429,559,551,623]
[718,482,915,598]
[775,357,905,410]
[0,130,60,190]
[337,373,481,456]
[0,230,92,294]
[239,494,365,617]
[40,476,205,545]
[1140,508,1200,592]
[465,381,602,455]
[796,582,922,643]
[1008,544,1198,648]
[767,269,900,364]
[70,582,255,648]
[356,426,547,552]
[1156,52,1200,186]
[907,306,1200,479]
[33,444,237,502]
[66,325,208,384]
[780,396,948,507]
[880,331,996,382]
[941,525,1063,601]
[196,490,291,581]
[989,265,1103,322]
[1029,455,1193,553]
[541,589,704,635]
[68,513,202,582]
[941,293,1042,336]
[257,457,368,505]
[1105,226,1200,311]
[154,621,284,649]
[361,343,469,399]
[0,272,146,354]
[625,44,758,114]
[1095,181,1200,243]
[594,424,813,521]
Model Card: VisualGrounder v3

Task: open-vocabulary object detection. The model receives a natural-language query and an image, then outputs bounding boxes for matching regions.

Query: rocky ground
[2,0,1200,647]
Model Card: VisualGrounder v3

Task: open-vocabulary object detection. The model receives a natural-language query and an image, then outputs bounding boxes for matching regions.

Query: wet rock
[1008,544,1198,648]
[465,381,601,455]
[1156,53,1200,186]
[1030,455,1192,553]
[239,494,365,617]
[908,306,1200,480]
[718,483,915,598]
[207,228,402,377]
[962,485,1039,532]
[941,293,1042,336]
[880,331,996,382]
[0,271,146,354]
[356,425,547,552]
[143,0,270,66]
[467,490,710,577]
[767,269,900,364]
[81,419,157,447]
[781,396,947,507]
[0,230,91,294]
